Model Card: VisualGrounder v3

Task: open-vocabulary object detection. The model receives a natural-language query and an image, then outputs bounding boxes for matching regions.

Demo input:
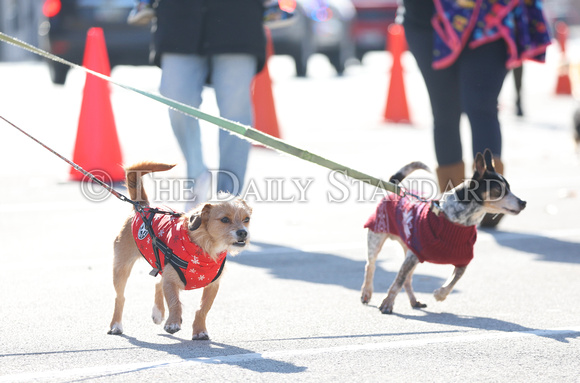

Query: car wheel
[290,9,314,77]
[293,41,311,77]
[328,38,354,75]
[48,61,70,85]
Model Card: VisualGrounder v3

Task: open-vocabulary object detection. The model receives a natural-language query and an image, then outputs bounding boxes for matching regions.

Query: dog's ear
[483,149,496,172]
[188,203,213,231]
[474,152,486,179]
[238,197,253,215]
[201,203,212,218]
[188,214,202,231]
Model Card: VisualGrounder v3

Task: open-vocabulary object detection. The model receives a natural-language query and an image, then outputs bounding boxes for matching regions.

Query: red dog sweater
[132,210,226,290]
[364,194,477,267]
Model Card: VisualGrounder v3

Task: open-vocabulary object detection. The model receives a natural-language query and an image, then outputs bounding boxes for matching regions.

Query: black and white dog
[361,149,526,314]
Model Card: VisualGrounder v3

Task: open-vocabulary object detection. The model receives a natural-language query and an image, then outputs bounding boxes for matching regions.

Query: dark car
[350,0,398,60]
[38,0,151,85]
[270,0,356,76]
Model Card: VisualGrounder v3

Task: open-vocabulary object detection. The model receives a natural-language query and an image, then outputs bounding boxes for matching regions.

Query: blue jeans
[159,53,256,194]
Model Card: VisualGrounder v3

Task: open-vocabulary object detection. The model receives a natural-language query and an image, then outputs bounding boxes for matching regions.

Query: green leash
[0,31,402,195]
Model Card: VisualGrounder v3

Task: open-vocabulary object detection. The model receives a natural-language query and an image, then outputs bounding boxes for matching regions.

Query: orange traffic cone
[383,23,411,124]
[252,27,282,139]
[555,21,572,95]
[70,27,124,182]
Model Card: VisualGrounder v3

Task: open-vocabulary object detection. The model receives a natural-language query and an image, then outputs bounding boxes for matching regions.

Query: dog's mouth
[232,239,247,247]
[504,208,521,215]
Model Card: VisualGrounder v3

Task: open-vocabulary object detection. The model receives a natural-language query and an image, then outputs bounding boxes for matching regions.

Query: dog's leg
[152,281,165,325]
[108,225,140,335]
[434,266,466,301]
[403,266,427,309]
[379,250,419,314]
[108,256,137,335]
[162,266,184,334]
[192,278,221,340]
[361,231,388,304]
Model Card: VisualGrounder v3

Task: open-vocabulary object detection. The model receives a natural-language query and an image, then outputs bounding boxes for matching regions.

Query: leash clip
[149,268,160,277]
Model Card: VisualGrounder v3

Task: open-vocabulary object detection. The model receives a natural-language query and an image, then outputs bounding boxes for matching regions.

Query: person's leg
[160,53,211,206]
[211,53,256,195]
[403,22,464,191]
[459,39,508,162]
[513,65,523,116]
[160,53,208,179]
[459,40,508,227]
[404,23,463,166]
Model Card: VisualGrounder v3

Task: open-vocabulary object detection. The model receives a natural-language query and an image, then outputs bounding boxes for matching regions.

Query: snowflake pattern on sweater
[132,209,226,290]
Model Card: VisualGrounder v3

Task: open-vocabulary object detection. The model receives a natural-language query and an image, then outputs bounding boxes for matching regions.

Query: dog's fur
[108,161,252,339]
[361,150,526,314]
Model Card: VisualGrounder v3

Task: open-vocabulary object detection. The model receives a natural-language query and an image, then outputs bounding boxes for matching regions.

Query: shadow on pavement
[106,335,307,376]
[234,241,446,293]
[483,230,580,264]
[394,310,580,343]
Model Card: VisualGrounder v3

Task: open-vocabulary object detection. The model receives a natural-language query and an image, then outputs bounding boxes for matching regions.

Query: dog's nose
[236,229,247,239]
[519,200,527,210]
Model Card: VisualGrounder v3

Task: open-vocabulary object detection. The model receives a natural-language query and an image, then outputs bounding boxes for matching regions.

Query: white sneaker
[127,3,155,26]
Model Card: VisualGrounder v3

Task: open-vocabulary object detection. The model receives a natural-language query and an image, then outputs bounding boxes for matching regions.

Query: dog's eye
[490,186,504,199]
[243,217,250,223]
[220,217,231,224]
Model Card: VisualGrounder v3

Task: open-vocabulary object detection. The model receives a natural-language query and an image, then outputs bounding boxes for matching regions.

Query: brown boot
[480,157,504,228]
[492,157,504,175]
[436,161,465,194]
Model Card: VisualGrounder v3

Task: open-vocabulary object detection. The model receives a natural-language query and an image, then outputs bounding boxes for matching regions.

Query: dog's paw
[108,323,123,335]
[412,301,427,309]
[378,299,394,314]
[361,288,373,304]
[192,331,210,341]
[152,306,164,325]
[433,288,448,302]
[164,322,181,334]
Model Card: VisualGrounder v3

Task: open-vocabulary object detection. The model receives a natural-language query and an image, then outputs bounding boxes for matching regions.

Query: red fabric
[132,209,226,290]
[364,194,477,267]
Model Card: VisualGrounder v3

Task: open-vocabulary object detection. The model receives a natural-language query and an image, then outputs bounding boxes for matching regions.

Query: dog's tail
[125,161,176,206]
[389,162,430,185]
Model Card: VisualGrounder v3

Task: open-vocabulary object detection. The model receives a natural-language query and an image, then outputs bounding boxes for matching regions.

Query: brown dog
[108,161,252,340]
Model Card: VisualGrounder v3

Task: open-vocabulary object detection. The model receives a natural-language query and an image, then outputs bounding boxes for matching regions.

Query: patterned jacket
[431,0,551,69]
[132,209,226,290]
[364,194,477,267]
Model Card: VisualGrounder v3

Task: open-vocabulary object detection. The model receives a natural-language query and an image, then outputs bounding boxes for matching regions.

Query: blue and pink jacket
[432,0,551,69]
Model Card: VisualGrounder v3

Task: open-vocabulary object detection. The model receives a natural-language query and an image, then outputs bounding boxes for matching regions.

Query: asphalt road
[0,41,579,382]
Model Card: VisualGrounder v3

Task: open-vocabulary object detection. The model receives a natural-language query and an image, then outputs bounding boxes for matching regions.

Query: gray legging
[402,21,508,165]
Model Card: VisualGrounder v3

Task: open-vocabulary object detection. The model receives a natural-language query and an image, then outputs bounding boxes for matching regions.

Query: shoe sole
[127,9,155,26]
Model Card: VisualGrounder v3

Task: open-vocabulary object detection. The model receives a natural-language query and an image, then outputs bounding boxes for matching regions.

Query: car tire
[292,40,311,77]
[290,10,314,77]
[327,32,354,76]
[48,61,70,85]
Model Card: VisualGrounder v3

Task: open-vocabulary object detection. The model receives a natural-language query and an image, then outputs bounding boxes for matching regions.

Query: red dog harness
[132,209,226,290]
[364,194,477,267]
